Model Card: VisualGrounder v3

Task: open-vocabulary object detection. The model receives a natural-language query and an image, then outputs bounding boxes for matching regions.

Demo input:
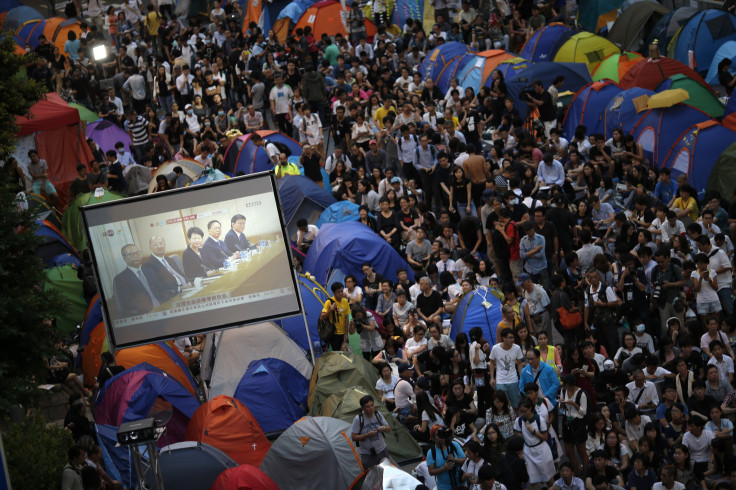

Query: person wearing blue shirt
[537,152,566,187]
[656,386,689,428]
[520,223,549,289]
[653,168,678,206]
[64,31,81,62]
[519,348,559,406]
[426,426,466,490]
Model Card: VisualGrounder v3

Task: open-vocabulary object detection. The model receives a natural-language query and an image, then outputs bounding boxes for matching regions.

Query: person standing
[427,426,467,490]
[320,282,351,352]
[514,397,556,489]
[490,328,524,408]
[269,72,293,135]
[351,395,391,468]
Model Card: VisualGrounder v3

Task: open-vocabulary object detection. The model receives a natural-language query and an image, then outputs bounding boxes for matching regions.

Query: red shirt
[506,221,521,261]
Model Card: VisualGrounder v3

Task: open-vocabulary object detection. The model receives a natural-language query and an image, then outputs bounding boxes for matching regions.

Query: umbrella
[647,88,690,109]
[69,103,100,123]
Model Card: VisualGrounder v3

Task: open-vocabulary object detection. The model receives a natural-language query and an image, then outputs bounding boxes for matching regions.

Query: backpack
[355,411,387,447]
[415,144,437,163]
[586,283,619,328]
[397,134,418,152]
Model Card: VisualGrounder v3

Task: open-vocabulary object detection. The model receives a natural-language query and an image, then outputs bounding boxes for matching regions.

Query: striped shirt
[125,116,149,146]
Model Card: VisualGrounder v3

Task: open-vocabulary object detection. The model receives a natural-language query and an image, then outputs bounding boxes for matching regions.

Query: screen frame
[80,171,303,349]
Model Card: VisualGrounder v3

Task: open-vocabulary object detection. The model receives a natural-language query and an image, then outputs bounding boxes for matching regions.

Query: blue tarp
[278,273,328,357]
[705,40,736,85]
[603,87,655,139]
[234,358,309,433]
[506,62,592,120]
[418,42,476,80]
[277,0,317,22]
[520,24,573,62]
[631,104,710,168]
[95,424,135,489]
[303,221,414,286]
[315,201,362,228]
[563,81,623,140]
[671,9,736,76]
[449,287,503,343]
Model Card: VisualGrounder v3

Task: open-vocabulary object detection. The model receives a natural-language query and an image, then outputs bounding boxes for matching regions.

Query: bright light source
[92,45,107,61]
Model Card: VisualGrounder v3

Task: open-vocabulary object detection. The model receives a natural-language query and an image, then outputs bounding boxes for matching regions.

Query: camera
[651,283,662,303]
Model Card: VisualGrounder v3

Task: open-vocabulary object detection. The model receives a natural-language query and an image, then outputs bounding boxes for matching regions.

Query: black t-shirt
[538,90,556,122]
[397,208,418,228]
[687,395,717,418]
[301,153,322,182]
[69,177,90,198]
[461,110,481,142]
[331,116,352,140]
[416,290,443,318]
[535,221,557,260]
[585,465,621,484]
[362,272,384,310]
[546,206,576,253]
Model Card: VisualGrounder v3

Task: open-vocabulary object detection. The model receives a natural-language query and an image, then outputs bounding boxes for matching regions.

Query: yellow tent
[554,32,620,74]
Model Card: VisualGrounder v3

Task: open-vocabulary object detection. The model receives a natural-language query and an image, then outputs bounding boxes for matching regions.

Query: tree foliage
[3,413,73,488]
[0,31,62,414]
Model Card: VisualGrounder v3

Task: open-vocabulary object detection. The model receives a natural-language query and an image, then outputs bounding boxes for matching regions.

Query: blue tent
[563,81,623,140]
[154,441,238,490]
[95,424,135,489]
[670,9,736,76]
[277,175,336,241]
[578,0,623,33]
[506,62,592,120]
[705,40,736,85]
[278,273,328,357]
[52,252,82,267]
[223,131,303,175]
[646,7,698,48]
[80,296,102,348]
[419,42,476,80]
[520,24,573,62]
[3,6,42,31]
[35,219,79,267]
[630,104,711,168]
[315,201,362,228]
[449,287,503,344]
[303,221,414,286]
[603,87,655,139]
[436,53,476,93]
[492,58,533,82]
[277,0,318,23]
[662,121,736,198]
[727,91,736,117]
[233,358,309,434]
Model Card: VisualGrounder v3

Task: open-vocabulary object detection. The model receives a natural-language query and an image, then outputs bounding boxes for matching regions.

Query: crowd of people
[13,0,736,488]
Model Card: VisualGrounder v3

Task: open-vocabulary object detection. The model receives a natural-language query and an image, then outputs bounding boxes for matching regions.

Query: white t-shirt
[489,343,522,384]
[653,483,685,490]
[682,429,715,463]
[405,336,428,357]
[421,410,444,427]
[346,286,363,303]
[375,375,399,400]
[707,355,734,384]
[470,341,487,370]
[691,269,719,303]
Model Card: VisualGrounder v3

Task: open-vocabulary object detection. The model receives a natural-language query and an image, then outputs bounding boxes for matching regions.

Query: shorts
[562,417,587,444]
[32,180,56,196]
[697,300,722,315]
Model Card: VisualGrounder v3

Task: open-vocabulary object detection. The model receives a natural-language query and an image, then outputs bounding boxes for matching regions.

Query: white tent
[203,322,313,399]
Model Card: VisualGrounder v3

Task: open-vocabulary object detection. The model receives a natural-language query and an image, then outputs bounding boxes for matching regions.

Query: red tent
[619,56,713,92]
[15,93,94,209]
[210,464,278,490]
[186,396,270,467]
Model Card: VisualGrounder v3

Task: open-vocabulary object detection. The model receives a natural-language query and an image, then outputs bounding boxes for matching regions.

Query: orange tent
[43,17,83,54]
[186,396,271,466]
[294,0,376,41]
[82,323,108,387]
[115,343,197,395]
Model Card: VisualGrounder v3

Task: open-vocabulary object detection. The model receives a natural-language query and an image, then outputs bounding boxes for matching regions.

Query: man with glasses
[113,244,157,317]
[490,327,524,408]
[519,348,559,405]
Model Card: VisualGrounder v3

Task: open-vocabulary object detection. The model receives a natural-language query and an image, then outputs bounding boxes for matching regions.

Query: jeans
[158,94,173,115]
[718,287,734,316]
[456,201,478,219]
[497,382,521,408]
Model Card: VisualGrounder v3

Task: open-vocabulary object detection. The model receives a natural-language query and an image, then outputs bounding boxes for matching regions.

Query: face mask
[218,111,225,116]
[188,110,194,115]
[636,324,646,333]
[173,40,178,47]
[205,121,211,126]
[117,149,124,154]
[509,198,518,205]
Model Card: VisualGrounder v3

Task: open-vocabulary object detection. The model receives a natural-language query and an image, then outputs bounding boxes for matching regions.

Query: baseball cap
[416,377,430,390]
[185,104,192,109]
[398,364,414,374]
[369,139,377,145]
[603,360,615,371]
[482,189,494,201]
[515,273,531,286]
[390,176,401,183]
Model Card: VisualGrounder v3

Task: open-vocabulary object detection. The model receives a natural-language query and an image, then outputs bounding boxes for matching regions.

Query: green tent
[661,74,724,118]
[69,103,99,123]
[27,192,62,228]
[44,264,88,334]
[308,351,380,412]
[708,141,736,201]
[592,51,643,82]
[61,190,125,251]
[318,386,422,464]
[607,1,671,52]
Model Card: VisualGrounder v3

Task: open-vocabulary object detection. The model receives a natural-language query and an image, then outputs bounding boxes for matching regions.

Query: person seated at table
[183,227,218,282]
[201,219,239,269]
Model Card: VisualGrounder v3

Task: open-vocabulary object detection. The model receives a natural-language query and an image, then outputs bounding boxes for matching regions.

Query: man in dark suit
[224,213,256,253]
[201,220,238,269]
[113,244,158,317]
[141,236,188,304]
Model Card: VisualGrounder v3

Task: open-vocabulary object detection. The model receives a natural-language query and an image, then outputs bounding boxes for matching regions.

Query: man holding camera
[351,395,391,468]
[650,249,686,338]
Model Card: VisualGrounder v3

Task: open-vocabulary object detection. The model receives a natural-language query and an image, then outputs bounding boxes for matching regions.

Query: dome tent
[418,42,476,80]
[708,142,736,203]
[603,87,655,139]
[520,23,573,62]
[577,0,624,33]
[449,287,503,343]
[456,50,517,92]
[489,57,533,82]
[146,159,206,193]
[61,189,125,251]
[553,32,619,73]
[277,273,328,356]
[260,416,364,490]
[234,358,310,434]
[646,7,699,49]
[619,56,713,92]
[153,441,238,490]
[294,0,377,40]
[315,201,362,228]
[591,52,644,83]
[668,9,736,75]
[223,130,302,174]
[185,395,271,466]
[607,1,671,52]
[436,53,476,93]
[210,464,279,490]
[276,175,336,242]
[705,41,736,85]
[657,74,724,118]
[115,342,198,396]
[562,81,623,140]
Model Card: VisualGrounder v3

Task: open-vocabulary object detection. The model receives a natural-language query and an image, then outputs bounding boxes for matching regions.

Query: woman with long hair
[672,444,701,489]
[413,391,445,441]
[447,165,476,218]
[515,324,537,362]
[477,423,506,467]
[600,429,630,475]
[486,390,517,439]
[586,412,606,457]
[455,332,471,363]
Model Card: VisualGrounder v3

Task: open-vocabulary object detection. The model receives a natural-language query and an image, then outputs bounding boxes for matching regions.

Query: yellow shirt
[274,162,300,177]
[322,296,350,335]
[374,106,397,129]
[146,11,161,36]
[673,196,698,221]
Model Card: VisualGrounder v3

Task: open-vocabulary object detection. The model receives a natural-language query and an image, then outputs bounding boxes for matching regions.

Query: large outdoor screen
[81,173,302,348]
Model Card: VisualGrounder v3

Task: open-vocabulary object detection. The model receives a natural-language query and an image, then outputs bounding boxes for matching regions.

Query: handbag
[318,302,337,341]
[557,306,583,331]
